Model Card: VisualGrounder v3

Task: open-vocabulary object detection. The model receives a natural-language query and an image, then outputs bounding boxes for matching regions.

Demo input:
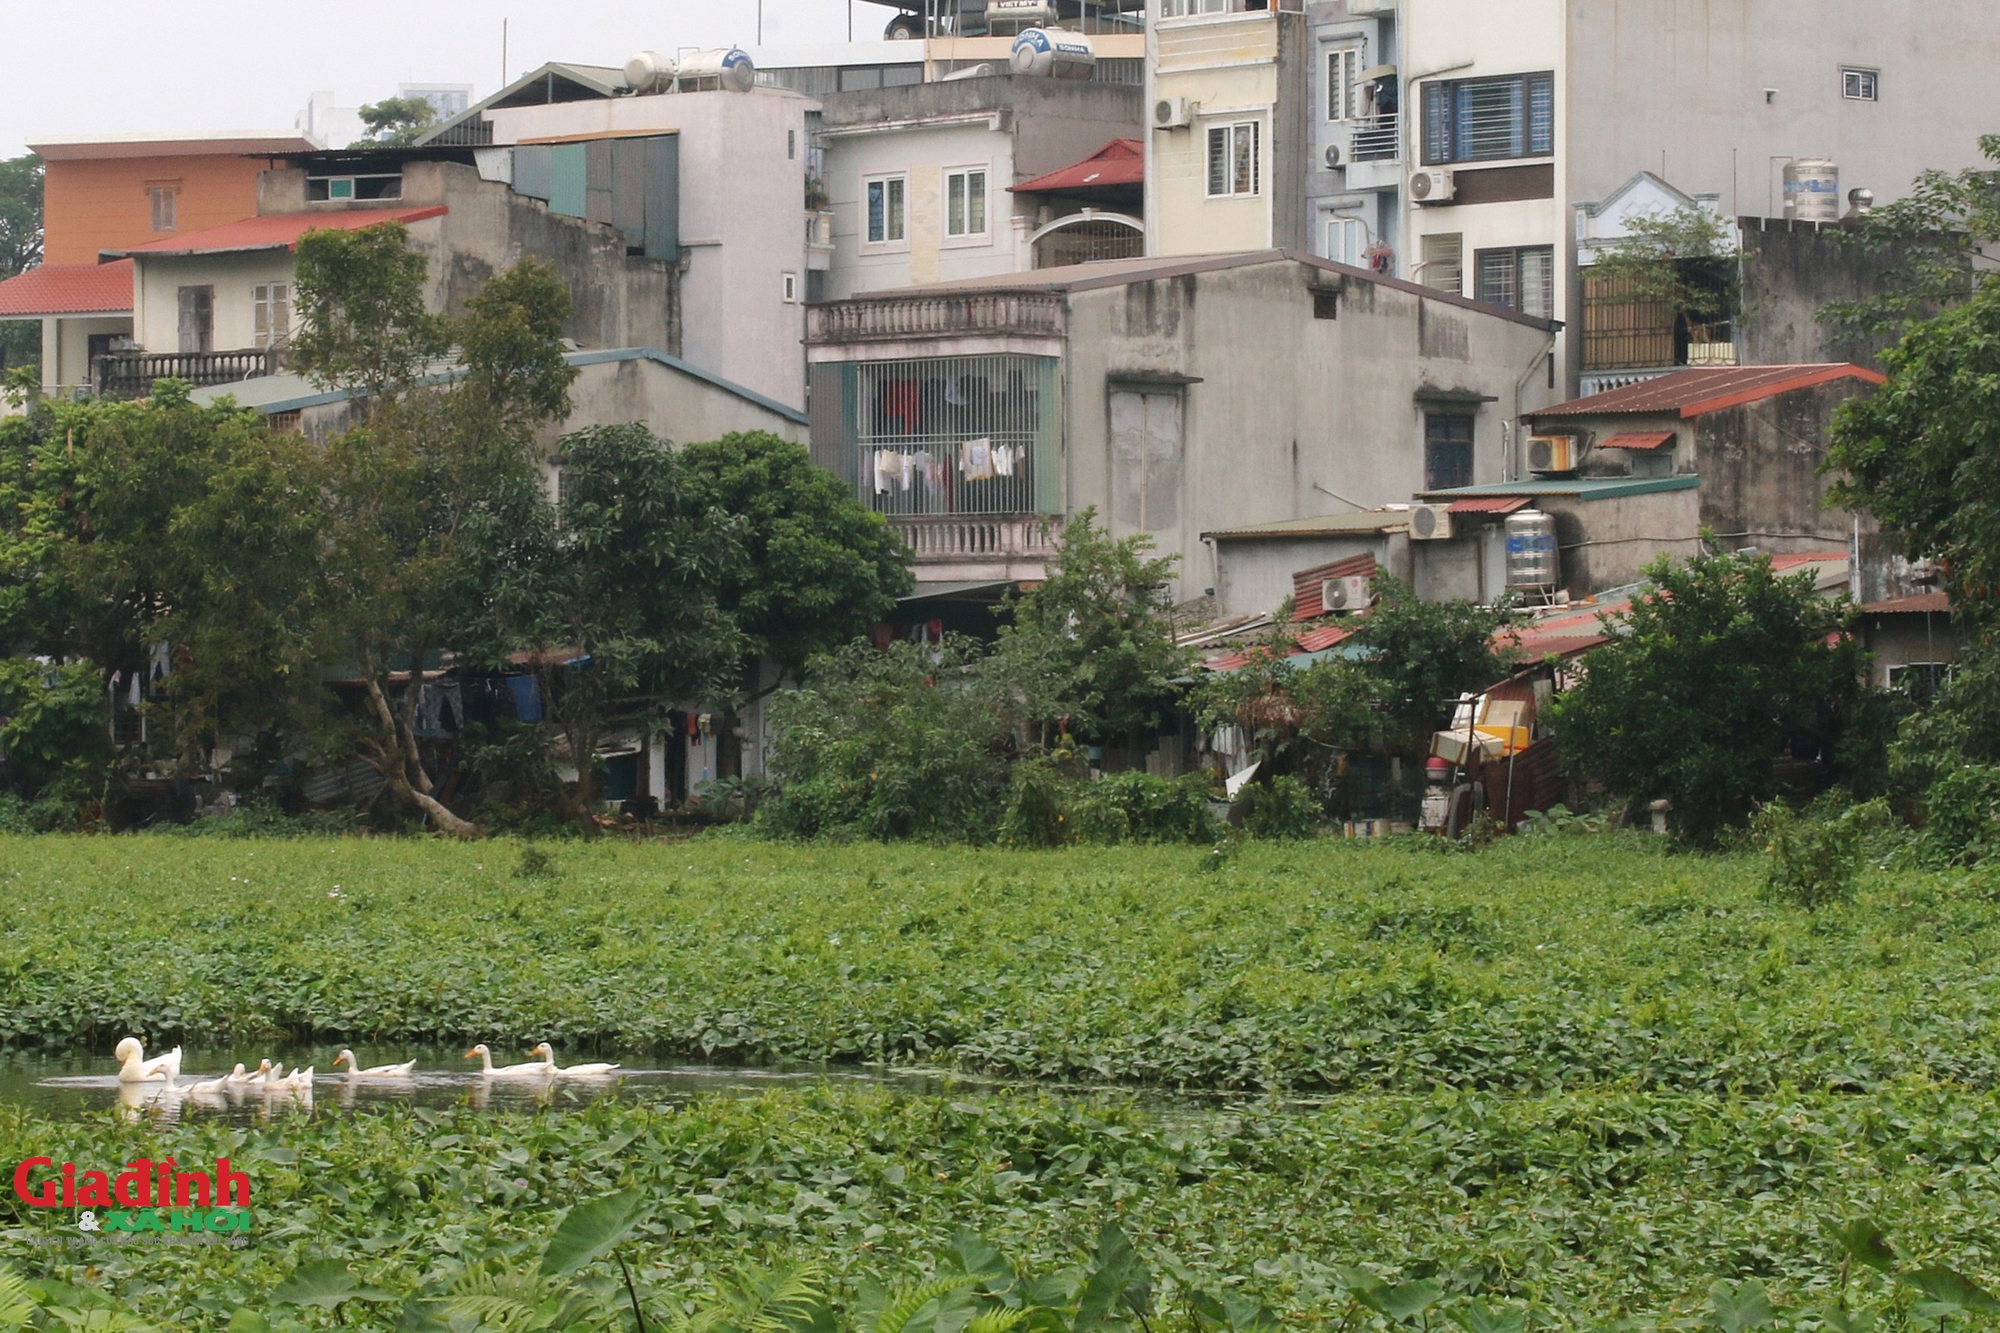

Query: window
[1842,67,1880,101]
[1419,233,1463,295]
[1421,72,1554,164]
[149,187,177,232]
[781,271,799,303]
[945,167,988,238]
[1160,0,1229,14]
[1888,661,1953,703]
[307,173,402,201]
[1327,43,1365,121]
[1424,413,1475,491]
[1475,245,1555,318]
[1326,215,1368,266]
[1205,121,1260,197]
[865,174,907,245]
[176,285,214,354]
[253,283,291,350]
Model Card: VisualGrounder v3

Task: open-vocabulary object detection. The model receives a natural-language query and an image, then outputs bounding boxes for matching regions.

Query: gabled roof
[105,207,448,258]
[414,62,629,146]
[1529,364,1885,419]
[0,260,133,317]
[1011,139,1143,194]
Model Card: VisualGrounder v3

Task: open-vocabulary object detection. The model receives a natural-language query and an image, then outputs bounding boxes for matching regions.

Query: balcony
[891,514,1059,574]
[95,348,281,400]
[807,292,1066,346]
[1349,113,1401,163]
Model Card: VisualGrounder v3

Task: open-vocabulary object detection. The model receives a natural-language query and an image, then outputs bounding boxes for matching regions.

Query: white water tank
[677,48,756,93]
[1783,158,1840,222]
[623,51,679,95]
[1011,28,1097,80]
[1505,510,1561,589]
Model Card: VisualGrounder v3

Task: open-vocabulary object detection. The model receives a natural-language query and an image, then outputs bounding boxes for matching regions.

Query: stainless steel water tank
[1505,509,1561,588]
[1784,158,1840,222]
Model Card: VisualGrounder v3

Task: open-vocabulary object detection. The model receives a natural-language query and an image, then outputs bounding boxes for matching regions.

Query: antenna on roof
[501,18,508,91]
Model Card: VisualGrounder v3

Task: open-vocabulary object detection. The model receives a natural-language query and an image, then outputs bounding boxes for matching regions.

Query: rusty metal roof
[1597,430,1676,450]
[105,206,448,258]
[1862,592,1952,615]
[1447,496,1531,515]
[1530,365,1885,419]
[1290,553,1376,621]
[0,260,132,316]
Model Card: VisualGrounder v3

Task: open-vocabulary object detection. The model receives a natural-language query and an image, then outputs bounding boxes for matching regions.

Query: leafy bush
[1518,803,1611,837]
[1753,795,1890,910]
[1239,775,1321,840]
[0,658,109,811]
[997,755,1071,847]
[1065,771,1218,845]
[1918,764,2000,866]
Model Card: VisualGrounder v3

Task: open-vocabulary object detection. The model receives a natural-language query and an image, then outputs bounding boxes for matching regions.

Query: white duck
[187,1065,243,1095]
[333,1050,417,1079]
[532,1042,621,1078]
[240,1059,278,1087]
[114,1037,182,1085]
[465,1044,551,1078]
[283,1065,315,1092]
[222,1062,256,1086]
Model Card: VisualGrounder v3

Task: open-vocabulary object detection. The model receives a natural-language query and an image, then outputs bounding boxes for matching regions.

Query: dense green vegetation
[2,835,1998,1096]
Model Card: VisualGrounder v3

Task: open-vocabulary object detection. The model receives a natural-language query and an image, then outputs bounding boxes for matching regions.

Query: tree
[294,224,576,836]
[0,154,43,374]
[993,509,1193,745]
[677,431,912,687]
[1349,578,1517,757]
[468,425,747,816]
[352,97,439,148]
[1826,278,2000,631]
[1822,134,2000,338]
[1550,550,1867,844]
[1588,203,1739,337]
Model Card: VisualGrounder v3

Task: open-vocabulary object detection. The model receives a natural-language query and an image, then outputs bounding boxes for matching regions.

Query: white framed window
[1326,215,1368,266]
[1159,0,1229,15]
[1842,66,1880,101]
[252,282,291,350]
[781,271,799,303]
[1205,121,1260,197]
[944,166,989,239]
[865,174,907,246]
[1327,43,1366,121]
[1419,232,1463,296]
[149,186,177,233]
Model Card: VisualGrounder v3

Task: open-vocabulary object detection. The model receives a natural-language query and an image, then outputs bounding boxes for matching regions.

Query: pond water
[0,1045,962,1125]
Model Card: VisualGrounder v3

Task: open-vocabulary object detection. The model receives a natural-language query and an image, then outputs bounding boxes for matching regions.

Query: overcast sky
[1,1,895,159]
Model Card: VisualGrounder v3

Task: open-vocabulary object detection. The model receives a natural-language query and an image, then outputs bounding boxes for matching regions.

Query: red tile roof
[1529,364,1885,420]
[1862,592,1951,615]
[1598,430,1676,451]
[1010,139,1143,194]
[1447,496,1530,515]
[1290,553,1376,621]
[105,206,448,258]
[1767,551,1848,571]
[0,260,133,316]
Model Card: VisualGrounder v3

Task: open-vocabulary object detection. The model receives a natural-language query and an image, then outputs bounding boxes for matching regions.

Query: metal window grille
[1420,233,1463,296]
[1476,246,1554,319]
[1423,73,1554,164]
[851,354,1048,517]
[1424,413,1475,491]
[1206,122,1260,197]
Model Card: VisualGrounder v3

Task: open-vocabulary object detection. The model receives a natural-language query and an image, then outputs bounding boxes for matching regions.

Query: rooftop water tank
[1011,28,1097,80]
[1504,509,1561,589]
[623,51,679,95]
[1783,158,1840,222]
[678,48,756,93]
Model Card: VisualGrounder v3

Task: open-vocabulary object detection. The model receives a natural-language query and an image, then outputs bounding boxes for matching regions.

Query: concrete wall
[1690,380,1875,553]
[1861,614,1962,690]
[1737,217,1919,371]
[538,354,809,454]
[1060,257,1558,600]
[42,154,269,266]
[1538,488,1705,595]
[817,77,1142,299]
[1212,531,1409,618]
[132,246,309,351]
[485,89,811,409]
[38,314,130,389]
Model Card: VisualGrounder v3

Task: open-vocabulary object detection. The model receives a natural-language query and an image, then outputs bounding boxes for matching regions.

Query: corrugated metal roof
[0,260,132,316]
[1447,496,1531,515]
[1291,552,1376,621]
[1202,510,1411,540]
[106,206,448,258]
[1529,364,1885,419]
[1420,475,1699,502]
[1862,592,1951,615]
[1598,430,1676,451]
[1011,139,1143,194]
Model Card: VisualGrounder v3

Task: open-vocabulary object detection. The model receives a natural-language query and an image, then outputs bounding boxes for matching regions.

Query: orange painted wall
[41,155,276,264]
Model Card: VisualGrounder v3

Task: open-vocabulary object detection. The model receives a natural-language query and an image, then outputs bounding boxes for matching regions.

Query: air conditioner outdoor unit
[1153,96,1196,130]
[1321,575,1375,613]
[1409,503,1455,541]
[1527,434,1579,474]
[1408,167,1456,204]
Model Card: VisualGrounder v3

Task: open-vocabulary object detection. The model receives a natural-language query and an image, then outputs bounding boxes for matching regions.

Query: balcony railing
[1349,113,1401,163]
[808,292,1066,345]
[95,348,281,400]
[890,514,1059,564]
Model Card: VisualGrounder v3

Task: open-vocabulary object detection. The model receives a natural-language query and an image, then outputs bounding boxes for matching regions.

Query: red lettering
[213,1158,251,1206]
[76,1170,112,1208]
[12,1157,57,1207]
[113,1159,153,1208]
[172,1171,211,1207]
[60,1161,76,1207]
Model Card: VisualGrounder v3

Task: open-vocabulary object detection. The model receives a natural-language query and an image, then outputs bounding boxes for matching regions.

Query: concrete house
[804,248,1558,602]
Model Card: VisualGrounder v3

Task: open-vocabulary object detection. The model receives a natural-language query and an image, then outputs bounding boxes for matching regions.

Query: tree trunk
[362,650,480,836]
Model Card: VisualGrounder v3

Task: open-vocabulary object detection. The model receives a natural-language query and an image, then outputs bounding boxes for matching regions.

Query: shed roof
[0,260,133,317]
[1598,430,1677,451]
[1418,475,1700,502]
[1011,139,1144,194]
[104,206,448,258]
[1447,495,1531,515]
[1862,592,1952,615]
[1529,364,1885,420]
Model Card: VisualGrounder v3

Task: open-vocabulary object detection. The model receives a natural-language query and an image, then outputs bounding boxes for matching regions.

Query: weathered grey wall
[538,355,807,453]
[1538,490,1704,596]
[1861,614,1962,689]
[1212,532,1408,618]
[1692,379,1873,553]
[1738,218,1917,371]
[817,77,1142,182]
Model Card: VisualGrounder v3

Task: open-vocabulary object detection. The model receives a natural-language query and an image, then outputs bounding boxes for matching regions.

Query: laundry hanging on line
[959,437,995,481]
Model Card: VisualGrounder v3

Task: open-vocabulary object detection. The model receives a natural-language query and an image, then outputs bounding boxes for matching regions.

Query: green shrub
[1240,774,1321,840]
[997,755,1071,847]
[1918,764,2000,866]
[1753,794,1890,910]
[1064,770,1218,845]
